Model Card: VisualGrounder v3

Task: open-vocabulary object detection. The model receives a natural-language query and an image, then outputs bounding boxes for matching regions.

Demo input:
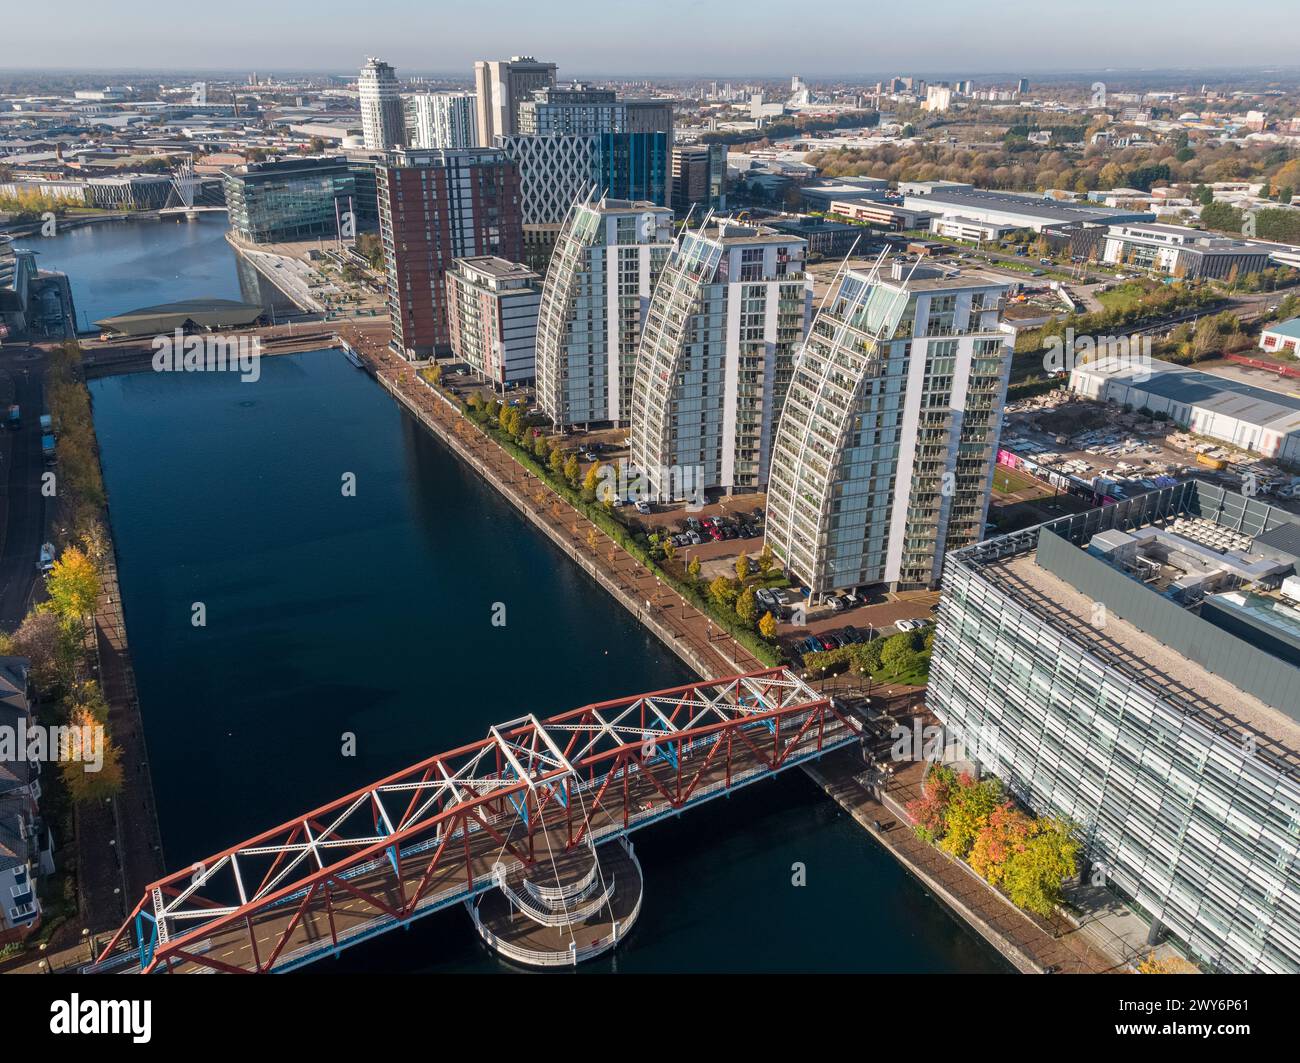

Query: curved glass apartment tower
[535,197,673,427]
[765,260,1013,596]
[628,220,810,500]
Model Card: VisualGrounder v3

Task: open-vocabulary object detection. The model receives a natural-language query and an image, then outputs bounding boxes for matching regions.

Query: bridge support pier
[469,838,643,967]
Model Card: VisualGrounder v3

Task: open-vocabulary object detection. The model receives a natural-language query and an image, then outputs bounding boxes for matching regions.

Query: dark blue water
[21,213,286,329]
[89,351,1009,973]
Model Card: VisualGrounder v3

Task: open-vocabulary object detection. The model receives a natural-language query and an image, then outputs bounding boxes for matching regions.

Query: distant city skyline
[7,0,1300,76]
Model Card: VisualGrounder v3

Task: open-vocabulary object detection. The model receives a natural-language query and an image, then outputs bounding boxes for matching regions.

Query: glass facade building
[223,157,357,244]
[929,481,1300,972]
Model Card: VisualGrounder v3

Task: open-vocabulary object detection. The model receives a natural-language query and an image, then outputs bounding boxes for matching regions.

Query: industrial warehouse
[1070,354,1300,465]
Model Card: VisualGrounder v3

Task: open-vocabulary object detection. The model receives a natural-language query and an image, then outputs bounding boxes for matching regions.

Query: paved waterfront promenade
[82,555,165,933]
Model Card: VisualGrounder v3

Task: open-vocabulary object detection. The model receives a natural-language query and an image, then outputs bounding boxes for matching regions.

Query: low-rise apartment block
[445,256,541,387]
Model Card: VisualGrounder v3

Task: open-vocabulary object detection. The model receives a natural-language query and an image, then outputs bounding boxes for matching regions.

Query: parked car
[840,625,865,644]
[635,500,651,514]
[827,595,847,613]
[688,531,702,545]
[801,636,822,655]
[818,634,838,651]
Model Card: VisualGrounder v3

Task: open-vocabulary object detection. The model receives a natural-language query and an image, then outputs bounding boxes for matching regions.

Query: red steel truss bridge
[89,667,861,973]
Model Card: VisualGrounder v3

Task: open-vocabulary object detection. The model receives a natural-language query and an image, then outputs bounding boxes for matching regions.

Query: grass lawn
[1096,281,1156,314]
[992,465,1042,495]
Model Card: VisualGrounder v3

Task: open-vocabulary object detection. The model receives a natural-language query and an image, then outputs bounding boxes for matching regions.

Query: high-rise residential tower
[517,84,622,135]
[377,147,522,359]
[765,260,1013,596]
[358,57,405,151]
[473,56,557,145]
[535,197,674,428]
[404,92,477,149]
[629,220,811,499]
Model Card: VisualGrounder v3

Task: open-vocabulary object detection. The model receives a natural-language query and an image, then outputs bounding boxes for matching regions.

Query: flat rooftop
[455,256,538,281]
[693,221,802,246]
[1075,355,1300,433]
[907,187,1152,226]
[991,552,1300,770]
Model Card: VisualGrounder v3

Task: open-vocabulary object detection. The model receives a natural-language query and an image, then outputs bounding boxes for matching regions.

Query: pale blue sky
[6,0,1300,75]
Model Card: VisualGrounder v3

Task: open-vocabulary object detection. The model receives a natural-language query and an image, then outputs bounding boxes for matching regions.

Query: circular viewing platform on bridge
[469,838,643,967]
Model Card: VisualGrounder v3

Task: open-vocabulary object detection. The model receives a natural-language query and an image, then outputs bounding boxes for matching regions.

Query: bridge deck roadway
[124,709,856,973]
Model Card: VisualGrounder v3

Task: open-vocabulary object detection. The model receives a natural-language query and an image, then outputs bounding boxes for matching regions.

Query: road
[0,343,49,630]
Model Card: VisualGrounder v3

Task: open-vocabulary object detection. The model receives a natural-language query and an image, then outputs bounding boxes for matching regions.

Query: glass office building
[929,480,1300,972]
[223,157,357,244]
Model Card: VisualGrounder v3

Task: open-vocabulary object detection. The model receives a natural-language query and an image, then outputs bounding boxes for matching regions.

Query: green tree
[938,774,1004,860]
[549,447,566,476]
[46,546,100,624]
[1001,818,1080,916]
[735,586,758,625]
[708,575,739,611]
[563,454,580,486]
[756,543,775,576]
[735,551,750,581]
[687,555,702,581]
[879,632,915,669]
[582,463,602,502]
